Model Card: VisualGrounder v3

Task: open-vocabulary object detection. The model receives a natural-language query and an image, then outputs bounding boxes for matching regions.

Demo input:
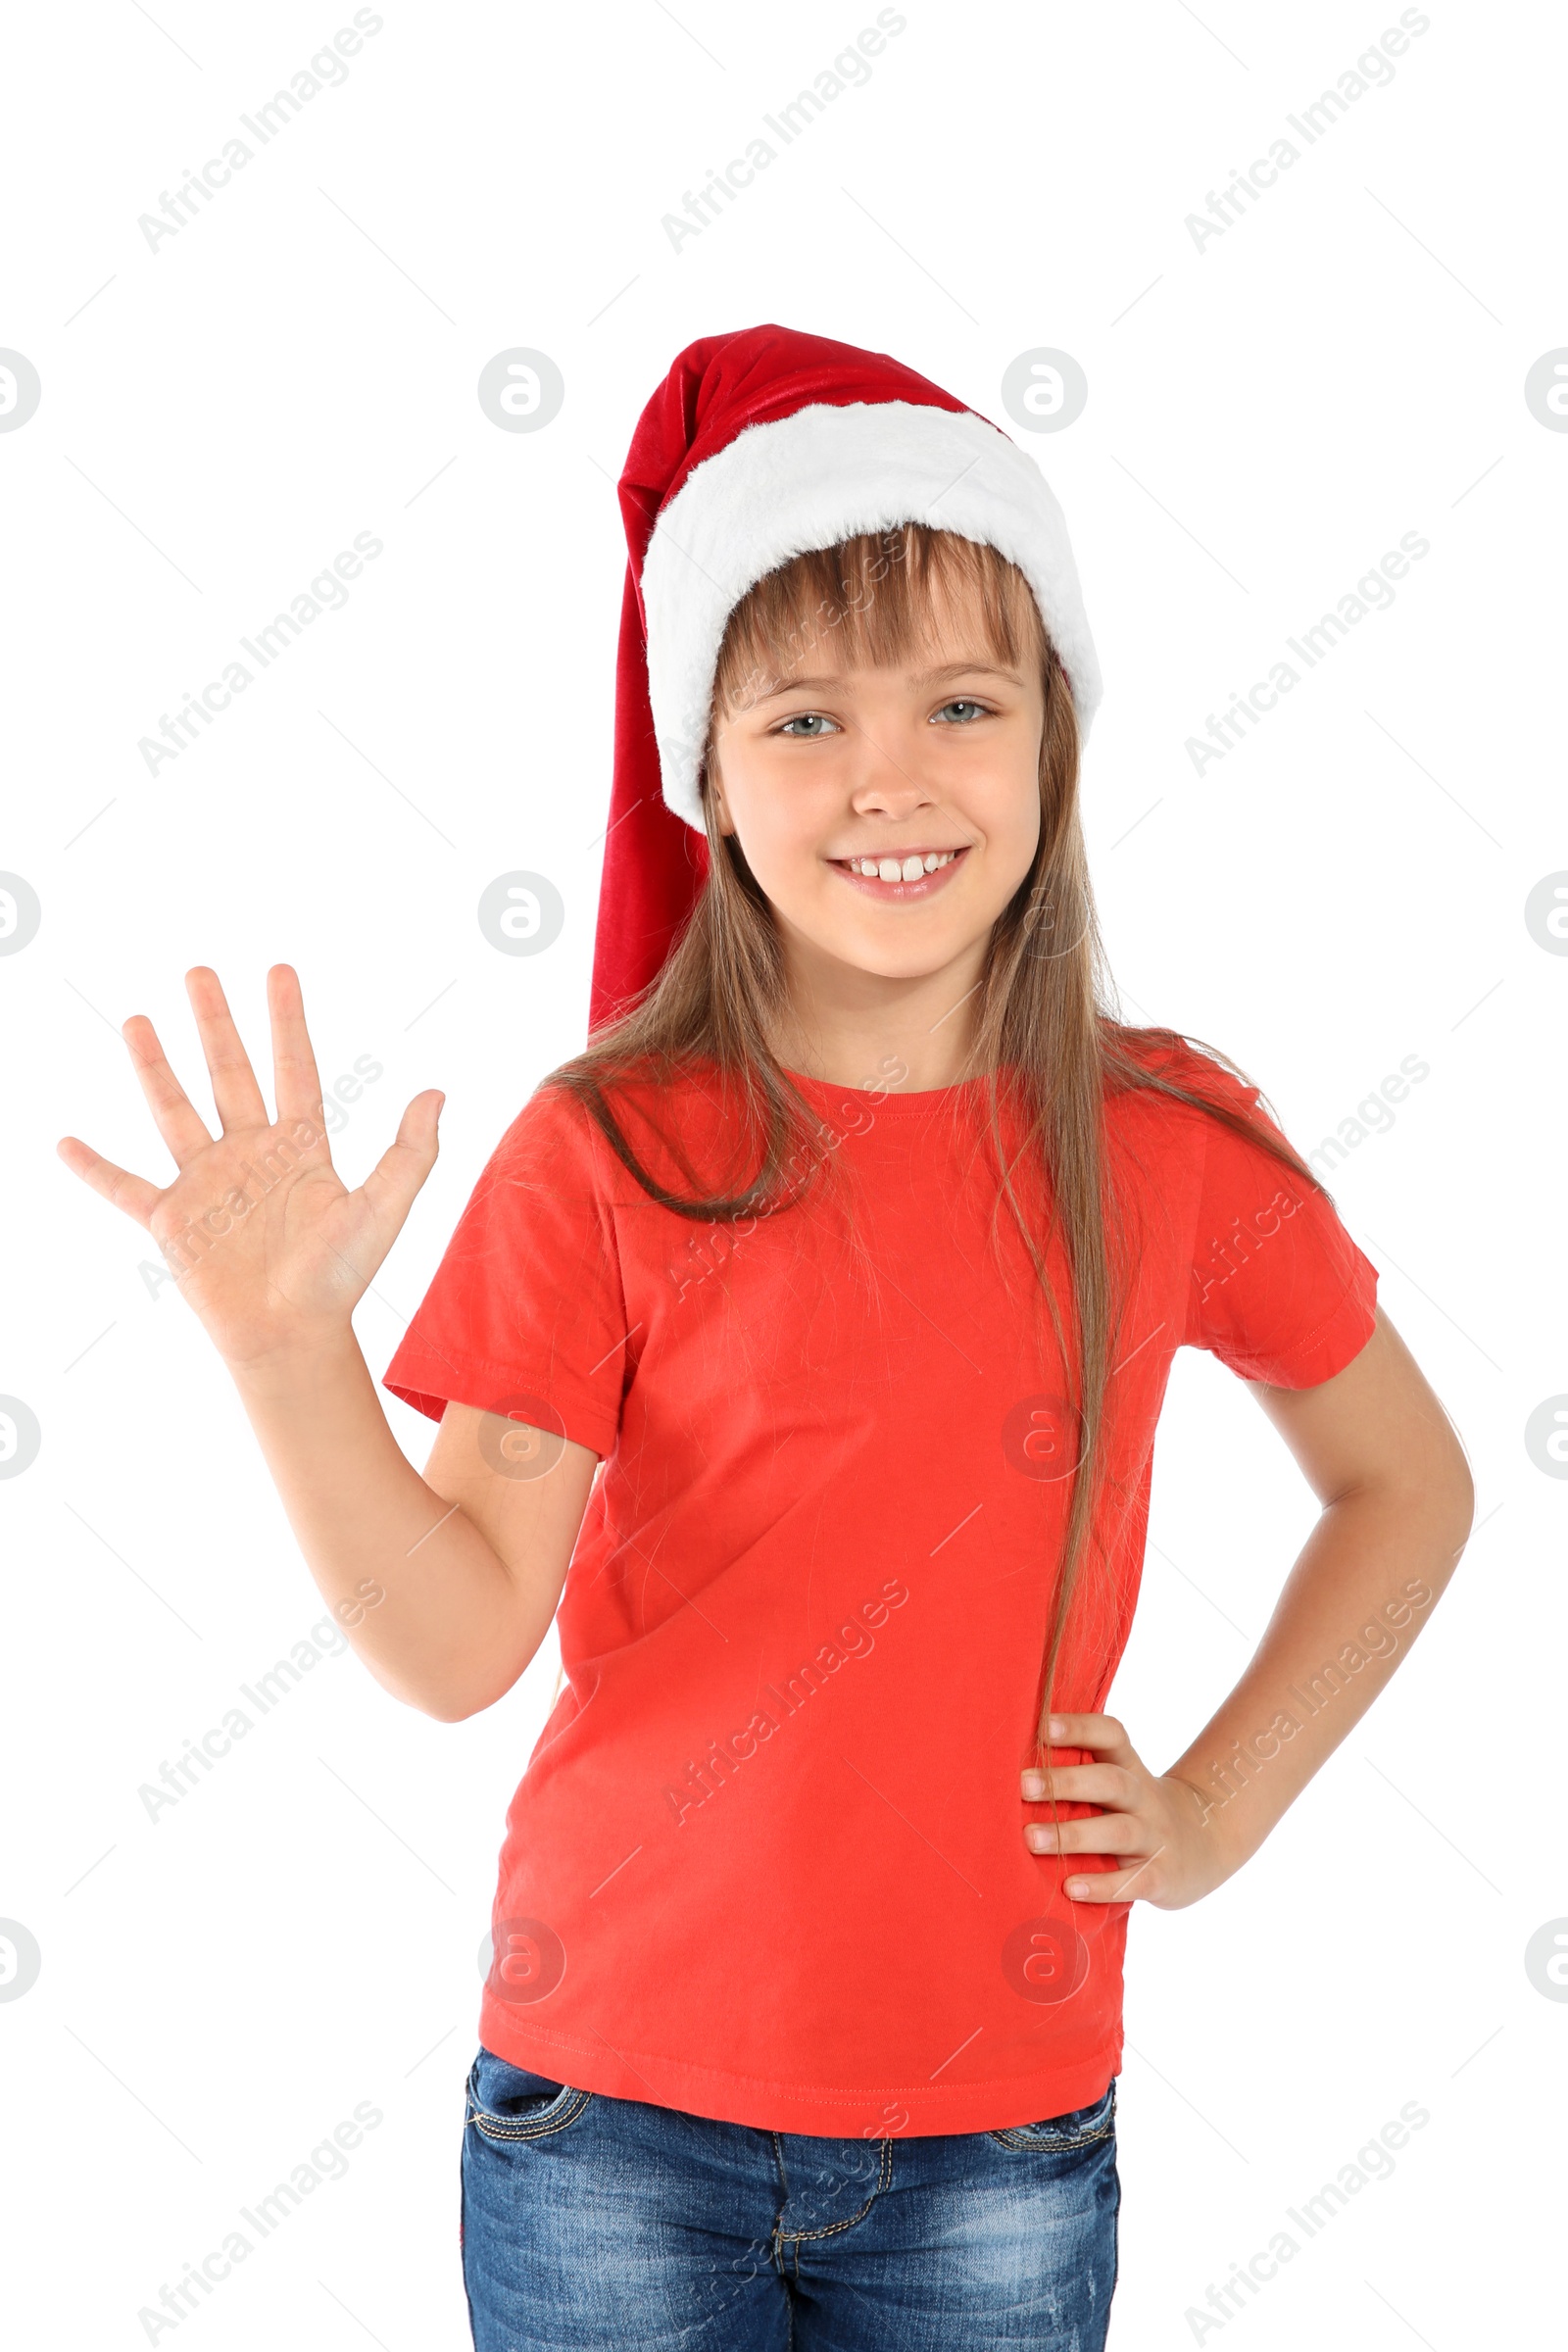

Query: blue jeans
[461,2046,1120,2349]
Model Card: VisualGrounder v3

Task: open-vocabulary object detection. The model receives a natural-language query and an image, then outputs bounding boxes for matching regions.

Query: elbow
[363,1630,542,1724]
[1334,1426,1475,1575]
[1435,1410,1476,1523]
[1442,1443,1477,1556]
[1417,1427,1476,1579]
[415,1682,501,1724]
[417,1691,482,1725]
[368,1666,499,1725]
[410,1665,530,1723]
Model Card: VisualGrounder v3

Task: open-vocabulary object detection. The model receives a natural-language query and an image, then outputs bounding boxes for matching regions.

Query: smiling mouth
[828,845,971,897]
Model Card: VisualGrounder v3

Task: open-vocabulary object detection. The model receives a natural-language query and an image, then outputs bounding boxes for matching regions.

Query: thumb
[360,1089,444,1238]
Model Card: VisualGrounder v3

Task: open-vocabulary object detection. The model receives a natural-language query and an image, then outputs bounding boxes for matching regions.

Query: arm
[58,963,597,1724]
[230,1346,598,1721]
[1019,1308,1475,1903]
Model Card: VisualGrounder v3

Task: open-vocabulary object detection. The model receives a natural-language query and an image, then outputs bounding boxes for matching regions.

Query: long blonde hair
[552,525,1327,1775]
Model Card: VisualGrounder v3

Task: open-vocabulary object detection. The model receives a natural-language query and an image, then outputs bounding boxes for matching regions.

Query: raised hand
[58,964,443,1373]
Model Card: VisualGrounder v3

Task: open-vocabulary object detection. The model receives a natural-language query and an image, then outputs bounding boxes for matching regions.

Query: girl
[61,325,1473,2350]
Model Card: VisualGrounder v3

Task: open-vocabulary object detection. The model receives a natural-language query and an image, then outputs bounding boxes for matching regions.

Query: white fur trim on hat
[640,399,1102,831]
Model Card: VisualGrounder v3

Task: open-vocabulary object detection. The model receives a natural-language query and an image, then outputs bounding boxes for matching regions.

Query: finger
[358,1090,445,1242]
[267,963,330,1134]
[1019,1763,1134,1807]
[122,1012,217,1170]
[1041,1713,1137,1763]
[1062,1852,1164,1904]
[185,967,270,1132]
[1025,1813,1146,1857]
[56,1135,164,1229]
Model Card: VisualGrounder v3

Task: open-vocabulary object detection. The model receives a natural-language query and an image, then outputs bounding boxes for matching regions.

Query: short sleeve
[1182,1069,1379,1389]
[380,1084,629,1456]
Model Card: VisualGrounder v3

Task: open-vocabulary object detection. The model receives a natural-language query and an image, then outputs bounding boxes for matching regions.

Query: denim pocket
[465,2045,594,2142]
[986,2075,1117,2151]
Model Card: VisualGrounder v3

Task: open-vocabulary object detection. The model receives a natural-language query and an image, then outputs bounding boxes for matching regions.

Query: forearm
[1165,1474,1471,1870]
[228,1330,543,1719]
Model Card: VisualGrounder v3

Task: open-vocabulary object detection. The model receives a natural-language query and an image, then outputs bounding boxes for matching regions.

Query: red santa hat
[589,322,1102,1032]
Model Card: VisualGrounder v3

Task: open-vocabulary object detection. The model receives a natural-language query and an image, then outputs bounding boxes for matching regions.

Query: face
[707,571,1046,993]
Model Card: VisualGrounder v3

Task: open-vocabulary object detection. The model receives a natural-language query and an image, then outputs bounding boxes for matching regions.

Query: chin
[836,933,969,980]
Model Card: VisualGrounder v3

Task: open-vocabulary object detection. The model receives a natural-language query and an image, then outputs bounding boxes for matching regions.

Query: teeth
[849,851,957,879]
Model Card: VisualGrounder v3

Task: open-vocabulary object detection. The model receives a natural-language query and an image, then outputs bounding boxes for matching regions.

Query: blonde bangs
[710,524,1053,723]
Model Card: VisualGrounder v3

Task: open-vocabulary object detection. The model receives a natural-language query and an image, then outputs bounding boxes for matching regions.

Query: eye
[931,699,991,725]
[775,711,841,738]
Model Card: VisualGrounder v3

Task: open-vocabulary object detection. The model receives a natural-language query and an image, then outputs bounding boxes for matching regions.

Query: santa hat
[589,323,1102,1032]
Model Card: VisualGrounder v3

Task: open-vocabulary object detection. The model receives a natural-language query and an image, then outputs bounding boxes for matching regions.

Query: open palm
[58,964,442,1372]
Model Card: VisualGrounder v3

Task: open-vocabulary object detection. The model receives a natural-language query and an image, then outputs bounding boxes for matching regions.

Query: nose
[845,722,934,817]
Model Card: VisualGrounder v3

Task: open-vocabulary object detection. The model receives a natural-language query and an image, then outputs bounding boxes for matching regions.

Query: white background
[2,1,1563,2344]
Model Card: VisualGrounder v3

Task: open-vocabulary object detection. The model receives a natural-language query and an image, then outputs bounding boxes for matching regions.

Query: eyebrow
[750,660,1024,700]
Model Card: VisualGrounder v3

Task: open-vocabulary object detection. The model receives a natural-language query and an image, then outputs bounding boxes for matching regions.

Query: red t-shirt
[381,1045,1377,2136]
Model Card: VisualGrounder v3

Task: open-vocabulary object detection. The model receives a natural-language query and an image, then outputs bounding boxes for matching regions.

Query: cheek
[966,746,1042,869]
[1004,764,1043,853]
[720,755,838,883]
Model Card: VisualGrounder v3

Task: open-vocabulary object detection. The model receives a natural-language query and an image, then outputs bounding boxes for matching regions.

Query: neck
[770,936,988,1093]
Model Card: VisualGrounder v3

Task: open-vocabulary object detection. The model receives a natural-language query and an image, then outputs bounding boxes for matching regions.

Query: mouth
[827,845,971,901]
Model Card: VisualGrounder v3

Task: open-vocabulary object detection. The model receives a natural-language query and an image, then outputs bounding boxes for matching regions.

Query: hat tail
[589,566,711,1033]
